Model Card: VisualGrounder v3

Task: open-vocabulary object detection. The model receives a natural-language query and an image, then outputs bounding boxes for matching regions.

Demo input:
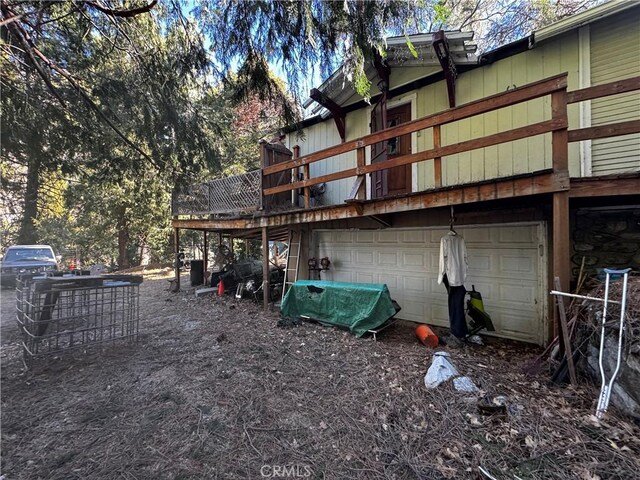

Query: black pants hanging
[442,274,468,338]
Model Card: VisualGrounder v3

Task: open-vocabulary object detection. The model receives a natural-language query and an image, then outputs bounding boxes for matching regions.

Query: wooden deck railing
[261,73,640,207]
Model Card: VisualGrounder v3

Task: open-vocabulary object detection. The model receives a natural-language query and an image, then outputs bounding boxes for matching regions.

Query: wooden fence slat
[568,120,640,142]
[263,118,566,196]
[567,76,640,104]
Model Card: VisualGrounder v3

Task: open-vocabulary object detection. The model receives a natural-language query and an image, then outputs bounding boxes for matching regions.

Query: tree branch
[82,0,158,18]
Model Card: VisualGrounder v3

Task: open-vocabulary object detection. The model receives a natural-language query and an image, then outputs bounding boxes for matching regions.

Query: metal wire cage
[16,274,142,365]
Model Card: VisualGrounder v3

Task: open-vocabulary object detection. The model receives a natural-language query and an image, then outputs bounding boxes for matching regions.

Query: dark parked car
[1,245,58,287]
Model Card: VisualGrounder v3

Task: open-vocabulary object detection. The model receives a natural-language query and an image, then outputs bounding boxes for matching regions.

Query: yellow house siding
[287,119,350,206]
[416,32,580,190]
[590,10,640,175]
[288,11,638,204]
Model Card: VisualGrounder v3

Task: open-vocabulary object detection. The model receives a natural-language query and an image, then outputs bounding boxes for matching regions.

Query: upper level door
[371,102,412,198]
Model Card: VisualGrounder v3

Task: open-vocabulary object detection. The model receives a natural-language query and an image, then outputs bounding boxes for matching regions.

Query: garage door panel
[378,231,400,243]
[499,284,536,305]
[332,270,353,283]
[324,250,353,268]
[428,302,449,327]
[500,254,536,275]
[314,223,546,344]
[356,251,374,265]
[378,251,399,266]
[463,279,495,301]
[356,231,374,242]
[402,230,425,243]
[400,300,426,318]
[494,311,538,341]
[334,231,353,243]
[355,272,375,284]
[462,228,493,243]
[498,226,537,243]
[402,275,427,294]
[468,253,492,273]
[402,252,426,268]
[381,275,399,290]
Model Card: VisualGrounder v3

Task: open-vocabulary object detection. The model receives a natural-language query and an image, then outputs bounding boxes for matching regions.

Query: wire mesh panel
[172,170,262,216]
[16,275,142,365]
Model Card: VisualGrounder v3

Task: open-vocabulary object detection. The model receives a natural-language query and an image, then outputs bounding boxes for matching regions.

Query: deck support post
[262,227,269,310]
[551,86,570,338]
[293,146,301,207]
[203,229,208,285]
[173,227,180,291]
[433,125,442,187]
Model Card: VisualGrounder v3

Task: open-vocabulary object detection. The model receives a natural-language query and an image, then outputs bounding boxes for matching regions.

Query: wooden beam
[345,200,365,216]
[310,88,346,142]
[553,192,570,295]
[373,52,391,93]
[292,145,300,207]
[203,230,208,285]
[433,125,442,187]
[346,176,365,201]
[551,89,568,172]
[567,76,640,104]
[264,118,567,196]
[370,215,391,228]
[259,141,266,210]
[262,227,269,310]
[356,146,366,200]
[303,164,311,208]
[568,120,640,143]
[173,227,180,291]
[262,74,569,176]
[174,171,569,231]
[569,175,640,197]
[554,277,577,385]
[433,30,456,108]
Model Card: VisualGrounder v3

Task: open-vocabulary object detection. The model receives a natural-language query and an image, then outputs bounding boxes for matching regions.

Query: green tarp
[280,280,398,337]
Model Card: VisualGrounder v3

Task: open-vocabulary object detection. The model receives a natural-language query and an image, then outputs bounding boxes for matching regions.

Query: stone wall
[571,208,640,280]
[587,337,640,419]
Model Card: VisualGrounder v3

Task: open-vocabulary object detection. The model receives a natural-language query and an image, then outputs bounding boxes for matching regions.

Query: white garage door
[314,223,548,344]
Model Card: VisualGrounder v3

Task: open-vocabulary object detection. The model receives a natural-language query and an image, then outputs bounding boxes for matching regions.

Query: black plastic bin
[190,260,204,286]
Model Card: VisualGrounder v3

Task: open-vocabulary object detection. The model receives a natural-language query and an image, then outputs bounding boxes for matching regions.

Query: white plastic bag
[424,352,459,388]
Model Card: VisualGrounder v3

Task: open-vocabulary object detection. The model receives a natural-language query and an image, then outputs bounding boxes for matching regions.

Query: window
[4,248,54,262]
[387,118,399,155]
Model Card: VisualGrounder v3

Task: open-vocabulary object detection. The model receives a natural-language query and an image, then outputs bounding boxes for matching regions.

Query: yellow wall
[414,30,581,190]
[287,10,637,205]
[590,9,640,174]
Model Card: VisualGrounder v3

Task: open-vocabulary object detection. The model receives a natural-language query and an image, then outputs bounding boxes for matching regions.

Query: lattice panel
[172,170,261,215]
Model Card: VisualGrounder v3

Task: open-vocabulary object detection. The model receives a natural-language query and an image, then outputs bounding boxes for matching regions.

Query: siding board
[590,9,640,174]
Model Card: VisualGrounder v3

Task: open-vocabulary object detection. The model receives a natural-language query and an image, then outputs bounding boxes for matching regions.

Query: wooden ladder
[282,229,302,303]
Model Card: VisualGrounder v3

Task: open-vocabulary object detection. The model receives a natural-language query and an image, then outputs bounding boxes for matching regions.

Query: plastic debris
[424,352,459,388]
[453,376,479,393]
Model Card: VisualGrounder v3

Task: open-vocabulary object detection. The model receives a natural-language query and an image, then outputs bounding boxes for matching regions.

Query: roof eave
[532,0,638,45]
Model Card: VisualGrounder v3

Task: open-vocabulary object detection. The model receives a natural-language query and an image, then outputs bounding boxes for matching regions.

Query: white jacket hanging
[437,232,468,287]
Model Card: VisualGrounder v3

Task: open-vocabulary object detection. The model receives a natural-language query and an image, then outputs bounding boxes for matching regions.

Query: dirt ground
[1,270,639,480]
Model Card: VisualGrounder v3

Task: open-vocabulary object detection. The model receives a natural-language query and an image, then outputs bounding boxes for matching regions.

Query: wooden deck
[171,74,640,301]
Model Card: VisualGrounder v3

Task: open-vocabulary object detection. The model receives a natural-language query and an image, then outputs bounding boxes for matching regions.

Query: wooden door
[262,142,293,210]
[371,102,412,198]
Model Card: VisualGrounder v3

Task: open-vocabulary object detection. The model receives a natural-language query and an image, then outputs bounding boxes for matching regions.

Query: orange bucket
[415,324,439,348]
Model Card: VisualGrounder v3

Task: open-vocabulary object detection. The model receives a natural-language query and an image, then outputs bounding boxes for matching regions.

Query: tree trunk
[117,207,130,269]
[138,235,150,266]
[17,156,41,244]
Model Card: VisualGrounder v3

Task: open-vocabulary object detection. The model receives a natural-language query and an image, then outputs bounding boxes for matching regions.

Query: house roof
[532,0,638,45]
[302,30,478,118]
